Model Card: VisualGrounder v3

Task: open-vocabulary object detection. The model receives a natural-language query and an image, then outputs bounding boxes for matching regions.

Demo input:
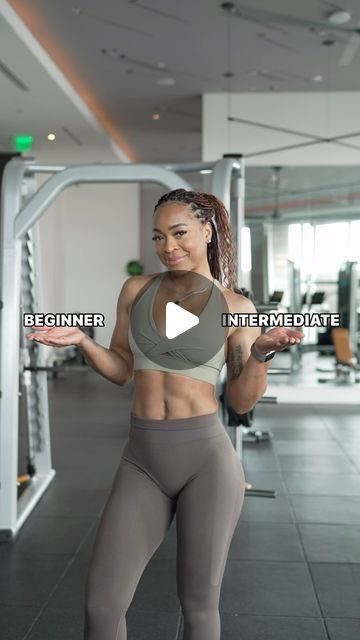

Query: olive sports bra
[127,273,227,385]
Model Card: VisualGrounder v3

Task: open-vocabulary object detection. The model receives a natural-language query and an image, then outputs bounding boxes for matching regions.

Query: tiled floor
[1,370,360,639]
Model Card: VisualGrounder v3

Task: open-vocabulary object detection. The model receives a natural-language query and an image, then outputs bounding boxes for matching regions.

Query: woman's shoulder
[218,284,256,314]
[123,272,162,308]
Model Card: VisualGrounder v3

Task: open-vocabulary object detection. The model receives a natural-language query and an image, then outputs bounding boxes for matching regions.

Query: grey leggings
[83,411,246,640]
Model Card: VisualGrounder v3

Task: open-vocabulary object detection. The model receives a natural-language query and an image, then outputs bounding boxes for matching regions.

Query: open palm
[255,327,305,354]
[26,325,86,347]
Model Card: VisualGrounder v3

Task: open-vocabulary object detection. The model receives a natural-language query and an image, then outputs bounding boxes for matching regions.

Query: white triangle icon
[165,302,199,339]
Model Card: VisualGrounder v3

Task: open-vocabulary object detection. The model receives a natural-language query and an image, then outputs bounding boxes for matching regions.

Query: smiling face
[152,202,212,276]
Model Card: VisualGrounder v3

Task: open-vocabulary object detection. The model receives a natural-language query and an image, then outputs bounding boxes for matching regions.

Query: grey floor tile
[129,558,179,613]
[10,373,360,640]
[273,441,343,455]
[47,556,89,609]
[242,471,287,494]
[321,412,360,434]
[220,613,328,639]
[30,486,109,518]
[326,618,360,640]
[263,425,332,441]
[338,439,360,455]
[0,605,39,640]
[255,410,322,429]
[231,522,305,561]
[25,607,84,640]
[291,496,360,524]
[0,516,94,556]
[50,468,118,490]
[0,554,72,606]
[243,449,281,472]
[152,520,178,560]
[328,426,360,440]
[50,419,130,439]
[310,563,360,618]
[126,608,180,640]
[239,495,295,523]
[51,436,125,469]
[346,454,360,472]
[220,561,320,616]
[283,472,360,496]
[278,454,357,473]
[299,524,360,563]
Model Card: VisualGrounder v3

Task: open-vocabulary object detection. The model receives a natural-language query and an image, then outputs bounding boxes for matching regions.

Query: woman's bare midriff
[131,369,219,419]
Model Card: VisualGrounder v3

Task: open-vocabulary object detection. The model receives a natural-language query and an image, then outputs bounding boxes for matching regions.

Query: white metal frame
[0,156,244,540]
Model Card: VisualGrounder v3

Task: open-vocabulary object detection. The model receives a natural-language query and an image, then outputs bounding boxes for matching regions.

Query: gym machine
[0,156,244,540]
[317,260,360,384]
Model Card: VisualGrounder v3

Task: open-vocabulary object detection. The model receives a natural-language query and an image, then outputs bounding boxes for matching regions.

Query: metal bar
[25,162,217,175]
[245,488,277,498]
[228,116,360,152]
[268,368,292,375]
[1,158,192,540]
[24,164,66,174]
[15,472,56,536]
[211,157,241,211]
[24,365,91,372]
[258,395,278,403]
[233,157,245,286]
[14,162,191,239]
[163,162,215,173]
[0,161,27,539]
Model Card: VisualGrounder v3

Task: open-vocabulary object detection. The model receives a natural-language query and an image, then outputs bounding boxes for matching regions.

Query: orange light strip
[8,0,137,161]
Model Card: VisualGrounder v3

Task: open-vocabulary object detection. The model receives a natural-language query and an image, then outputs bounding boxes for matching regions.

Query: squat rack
[0,156,244,540]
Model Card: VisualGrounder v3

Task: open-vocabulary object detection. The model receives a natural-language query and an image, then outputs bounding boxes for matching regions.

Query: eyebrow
[152,223,188,232]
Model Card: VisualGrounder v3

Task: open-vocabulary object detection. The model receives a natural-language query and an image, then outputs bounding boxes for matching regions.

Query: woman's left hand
[254,327,305,354]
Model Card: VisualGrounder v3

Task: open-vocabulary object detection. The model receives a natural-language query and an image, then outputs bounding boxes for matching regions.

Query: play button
[165,302,199,339]
[129,270,230,372]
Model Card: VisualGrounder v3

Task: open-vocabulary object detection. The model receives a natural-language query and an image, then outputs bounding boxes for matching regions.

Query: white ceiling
[0,1,129,162]
[4,0,360,163]
[1,0,360,208]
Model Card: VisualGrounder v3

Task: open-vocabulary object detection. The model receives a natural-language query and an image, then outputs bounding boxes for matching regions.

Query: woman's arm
[225,297,304,414]
[27,277,138,387]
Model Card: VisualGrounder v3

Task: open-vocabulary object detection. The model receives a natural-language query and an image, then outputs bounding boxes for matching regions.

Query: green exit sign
[12,134,34,152]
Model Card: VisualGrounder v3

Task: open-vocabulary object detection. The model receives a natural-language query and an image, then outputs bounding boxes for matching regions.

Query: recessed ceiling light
[156,77,175,86]
[312,75,323,82]
[47,133,56,141]
[152,113,161,120]
[200,169,212,174]
[327,10,351,25]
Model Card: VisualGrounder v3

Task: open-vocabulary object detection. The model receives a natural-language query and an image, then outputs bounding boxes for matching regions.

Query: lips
[167,255,186,265]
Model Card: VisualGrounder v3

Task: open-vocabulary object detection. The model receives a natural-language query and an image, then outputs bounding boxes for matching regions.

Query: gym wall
[37,171,139,348]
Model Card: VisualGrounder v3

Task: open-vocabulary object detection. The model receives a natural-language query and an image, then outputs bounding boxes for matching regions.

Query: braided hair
[154,189,238,291]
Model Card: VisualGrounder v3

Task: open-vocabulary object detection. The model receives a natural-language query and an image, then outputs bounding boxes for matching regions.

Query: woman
[27,189,303,640]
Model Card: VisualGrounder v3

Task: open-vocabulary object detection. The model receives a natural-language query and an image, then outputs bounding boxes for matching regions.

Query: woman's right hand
[26,325,88,348]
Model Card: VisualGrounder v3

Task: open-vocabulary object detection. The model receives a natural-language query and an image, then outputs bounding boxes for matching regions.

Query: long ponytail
[154,189,238,290]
